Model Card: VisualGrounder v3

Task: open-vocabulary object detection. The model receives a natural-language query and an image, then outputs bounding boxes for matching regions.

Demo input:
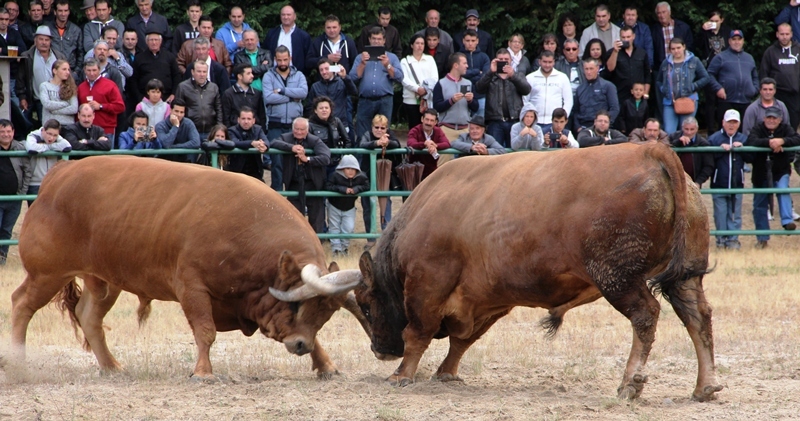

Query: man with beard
[221,63,265,127]
[228,106,268,180]
[576,110,627,147]
[263,45,308,190]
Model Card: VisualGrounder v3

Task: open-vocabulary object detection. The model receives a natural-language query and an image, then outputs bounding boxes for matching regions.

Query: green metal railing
[1,145,799,246]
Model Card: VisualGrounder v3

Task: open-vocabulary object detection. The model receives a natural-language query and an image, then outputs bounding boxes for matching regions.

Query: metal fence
[1,145,799,246]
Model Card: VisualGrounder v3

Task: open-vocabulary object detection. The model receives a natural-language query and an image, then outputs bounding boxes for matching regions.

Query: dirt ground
[2,163,800,420]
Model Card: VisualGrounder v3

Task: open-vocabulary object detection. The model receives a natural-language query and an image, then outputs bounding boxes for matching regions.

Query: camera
[621,40,630,49]
[496,61,509,70]
[549,132,560,142]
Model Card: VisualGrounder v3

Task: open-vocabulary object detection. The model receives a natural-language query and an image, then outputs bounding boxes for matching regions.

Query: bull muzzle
[269,265,363,302]
[284,337,313,356]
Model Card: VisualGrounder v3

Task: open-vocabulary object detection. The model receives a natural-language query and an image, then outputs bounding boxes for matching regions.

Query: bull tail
[646,144,690,311]
[136,297,153,327]
[51,279,89,350]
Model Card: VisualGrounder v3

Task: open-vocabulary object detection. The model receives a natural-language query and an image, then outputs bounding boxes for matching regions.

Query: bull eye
[289,301,300,314]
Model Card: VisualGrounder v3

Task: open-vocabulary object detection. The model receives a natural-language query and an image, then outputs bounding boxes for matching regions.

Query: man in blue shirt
[349,26,403,140]
[620,6,653,67]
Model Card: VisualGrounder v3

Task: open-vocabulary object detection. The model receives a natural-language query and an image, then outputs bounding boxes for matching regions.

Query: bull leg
[74,276,123,371]
[668,274,723,401]
[309,338,339,380]
[602,283,661,400]
[388,308,444,386]
[178,290,217,379]
[433,310,510,382]
[10,274,74,359]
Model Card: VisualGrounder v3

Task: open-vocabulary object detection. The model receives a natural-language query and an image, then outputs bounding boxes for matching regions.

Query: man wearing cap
[356,6,402,57]
[82,0,124,52]
[126,0,171,52]
[131,30,181,104]
[454,9,494,58]
[745,106,800,247]
[760,23,800,131]
[707,29,758,130]
[16,25,65,125]
[46,0,83,75]
[707,109,747,250]
[80,0,95,21]
[450,115,505,156]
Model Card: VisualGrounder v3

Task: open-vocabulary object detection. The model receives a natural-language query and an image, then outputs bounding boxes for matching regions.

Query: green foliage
[39,0,794,57]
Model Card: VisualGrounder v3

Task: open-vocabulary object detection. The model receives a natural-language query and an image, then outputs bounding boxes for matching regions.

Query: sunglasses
[564,47,578,51]
[373,126,387,130]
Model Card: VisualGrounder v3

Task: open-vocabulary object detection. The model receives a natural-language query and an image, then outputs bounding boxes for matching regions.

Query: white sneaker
[793,210,800,221]
[768,211,775,221]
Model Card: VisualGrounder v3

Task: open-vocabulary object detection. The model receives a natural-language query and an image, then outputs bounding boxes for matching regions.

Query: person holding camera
[61,103,111,154]
[118,110,161,150]
[475,48,531,148]
[541,108,579,148]
[605,26,651,109]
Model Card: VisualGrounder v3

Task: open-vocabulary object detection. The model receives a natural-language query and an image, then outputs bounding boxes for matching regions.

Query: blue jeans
[662,100,697,133]
[26,184,39,207]
[267,127,289,190]
[327,202,356,252]
[487,120,515,148]
[355,95,394,140]
[0,199,22,257]
[475,97,486,117]
[361,194,392,234]
[712,193,742,246]
[753,174,793,241]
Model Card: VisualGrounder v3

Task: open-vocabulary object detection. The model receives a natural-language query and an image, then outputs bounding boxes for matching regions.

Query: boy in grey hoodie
[325,155,369,255]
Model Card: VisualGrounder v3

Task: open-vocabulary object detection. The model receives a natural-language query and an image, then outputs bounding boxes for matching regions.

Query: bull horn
[302,267,363,296]
[268,284,320,302]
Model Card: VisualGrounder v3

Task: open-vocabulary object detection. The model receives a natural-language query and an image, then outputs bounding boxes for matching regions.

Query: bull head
[269,265,363,302]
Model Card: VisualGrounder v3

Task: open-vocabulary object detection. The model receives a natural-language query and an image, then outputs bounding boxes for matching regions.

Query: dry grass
[1,194,800,420]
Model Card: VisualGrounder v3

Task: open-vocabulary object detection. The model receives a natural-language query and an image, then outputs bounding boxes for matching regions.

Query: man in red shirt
[406,109,450,179]
[77,58,125,145]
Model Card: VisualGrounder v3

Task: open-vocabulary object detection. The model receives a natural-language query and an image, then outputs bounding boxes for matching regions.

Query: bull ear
[359,251,375,289]
[277,250,301,289]
[328,261,340,273]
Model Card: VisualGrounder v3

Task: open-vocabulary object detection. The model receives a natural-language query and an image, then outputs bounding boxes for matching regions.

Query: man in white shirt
[524,51,572,132]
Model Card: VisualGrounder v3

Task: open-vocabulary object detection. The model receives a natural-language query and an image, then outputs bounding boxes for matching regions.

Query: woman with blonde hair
[39,60,78,125]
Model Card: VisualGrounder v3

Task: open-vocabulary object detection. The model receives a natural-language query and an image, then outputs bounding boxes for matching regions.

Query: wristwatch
[387,64,393,70]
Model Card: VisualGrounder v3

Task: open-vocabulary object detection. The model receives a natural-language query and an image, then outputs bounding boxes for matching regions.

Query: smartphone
[621,40,630,49]
[460,85,471,94]
[329,64,341,73]
[496,61,508,70]
[708,22,717,30]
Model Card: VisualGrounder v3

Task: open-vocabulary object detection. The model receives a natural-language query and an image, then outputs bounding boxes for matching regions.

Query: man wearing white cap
[707,109,747,250]
[16,25,65,125]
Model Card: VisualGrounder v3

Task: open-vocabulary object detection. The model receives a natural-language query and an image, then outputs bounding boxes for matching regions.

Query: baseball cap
[730,29,744,39]
[465,9,479,19]
[723,109,740,122]
[764,106,783,119]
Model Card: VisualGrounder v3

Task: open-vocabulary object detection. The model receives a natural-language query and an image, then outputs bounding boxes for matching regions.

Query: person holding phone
[349,26,403,140]
[476,48,531,148]
[432,52,478,146]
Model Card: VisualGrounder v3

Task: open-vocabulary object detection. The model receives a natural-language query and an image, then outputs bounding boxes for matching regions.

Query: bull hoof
[317,369,340,380]
[617,374,648,400]
[692,384,724,402]
[433,373,463,382]
[387,374,413,387]
[189,373,220,384]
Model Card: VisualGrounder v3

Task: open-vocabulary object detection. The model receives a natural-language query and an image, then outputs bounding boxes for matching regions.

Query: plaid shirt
[662,22,675,56]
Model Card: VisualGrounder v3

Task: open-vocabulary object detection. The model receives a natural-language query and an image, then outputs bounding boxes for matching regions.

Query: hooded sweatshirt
[136,98,171,128]
[215,21,252,56]
[510,103,544,150]
[759,40,800,94]
[25,129,72,186]
[325,154,369,211]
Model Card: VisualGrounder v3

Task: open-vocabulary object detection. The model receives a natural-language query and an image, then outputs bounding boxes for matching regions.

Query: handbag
[673,97,695,115]
[669,61,695,115]
[406,57,428,113]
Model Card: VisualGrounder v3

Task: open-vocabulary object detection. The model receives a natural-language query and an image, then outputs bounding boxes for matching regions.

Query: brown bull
[10,156,362,379]
[338,143,721,401]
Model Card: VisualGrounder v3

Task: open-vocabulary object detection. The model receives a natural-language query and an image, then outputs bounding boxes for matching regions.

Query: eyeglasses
[564,47,578,51]
[373,126,387,130]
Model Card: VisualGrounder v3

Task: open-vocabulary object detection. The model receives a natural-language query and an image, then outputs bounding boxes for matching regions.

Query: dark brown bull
[341,143,722,401]
[10,156,362,379]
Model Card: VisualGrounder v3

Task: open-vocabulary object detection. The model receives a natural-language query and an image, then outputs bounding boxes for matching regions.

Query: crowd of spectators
[2,0,800,258]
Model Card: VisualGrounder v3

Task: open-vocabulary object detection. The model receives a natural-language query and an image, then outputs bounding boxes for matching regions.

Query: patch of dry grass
[1,193,800,419]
